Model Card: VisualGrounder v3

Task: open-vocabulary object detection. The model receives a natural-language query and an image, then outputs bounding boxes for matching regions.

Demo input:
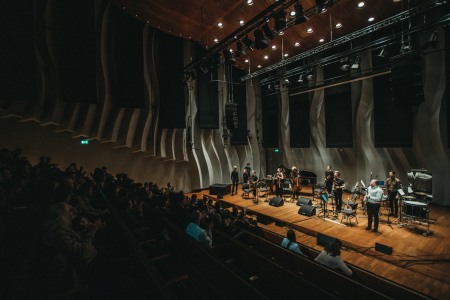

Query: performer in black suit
[250,170,259,198]
[333,171,345,213]
[231,166,239,196]
[274,168,285,197]
[325,165,334,194]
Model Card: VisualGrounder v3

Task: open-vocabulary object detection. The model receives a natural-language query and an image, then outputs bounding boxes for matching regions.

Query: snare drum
[403,201,428,219]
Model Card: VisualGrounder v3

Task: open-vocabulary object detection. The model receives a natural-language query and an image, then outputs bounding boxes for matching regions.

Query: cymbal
[415,192,428,196]
[403,195,416,199]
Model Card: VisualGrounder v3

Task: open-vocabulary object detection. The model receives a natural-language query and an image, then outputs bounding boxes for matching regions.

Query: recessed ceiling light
[294,42,300,47]
[214,38,219,43]
[357,2,365,8]
[335,23,342,28]
[247,0,253,6]
[319,38,325,43]
[229,49,233,53]
[307,28,313,33]
[264,55,269,60]
[368,17,375,22]
[272,45,277,50]
[245,59,249,63]
[257,64,262,68]
[279,31,284,35]
[290,11,296,17]
[284,53,289,57]
[218,22,223,28]
[239,20,244,25]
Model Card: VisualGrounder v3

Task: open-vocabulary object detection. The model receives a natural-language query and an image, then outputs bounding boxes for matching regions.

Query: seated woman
[314,238,353,276]
[281,228,302,254]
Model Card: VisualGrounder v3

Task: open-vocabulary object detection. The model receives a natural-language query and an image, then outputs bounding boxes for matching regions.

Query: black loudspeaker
[257,213,273,225]
[298,204,316,216]
[391,52,424,106]
[269,197,284,207]
[375,242,393,255]
[296,197,312,206]
[225,103,238,130]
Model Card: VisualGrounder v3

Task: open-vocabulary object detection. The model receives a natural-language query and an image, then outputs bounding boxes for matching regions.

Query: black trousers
[388,191,398,215]
[334,190,343,210]
[232,182,239,194]
[367,202,381,229]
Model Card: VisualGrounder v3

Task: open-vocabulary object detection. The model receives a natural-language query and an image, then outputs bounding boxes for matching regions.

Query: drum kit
[398,188,432,236]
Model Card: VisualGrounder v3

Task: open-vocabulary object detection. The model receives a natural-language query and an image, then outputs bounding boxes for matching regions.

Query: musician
[386,171,401,218]
[244,162,251,175]
[250,170,259,198]
[242,168,250,184]
[333,171,345,213]
[325,165,334,194]
[230,166,239,196]
[365,179,384,232]
[291,166,301,199]
[275,168,285,197]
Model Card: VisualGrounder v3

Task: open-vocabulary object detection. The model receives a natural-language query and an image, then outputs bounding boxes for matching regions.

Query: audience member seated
[281,228,302,255]
[185,210,213,249]
[314,238,353,276]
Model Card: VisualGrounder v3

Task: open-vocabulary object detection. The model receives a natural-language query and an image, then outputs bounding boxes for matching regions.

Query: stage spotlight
[294,2,308,24]
[235,41,246,57]
[254,29,268,50]
[351,56,361,69]
[375,46,388,58]
[316,0,327,13]
[242,35,253,49]
[273,10,287,32]
[262,23,275,40]
[421,31,438,50]
[297,73,304,83]
[340,57,350,71]
[223,49,236,65]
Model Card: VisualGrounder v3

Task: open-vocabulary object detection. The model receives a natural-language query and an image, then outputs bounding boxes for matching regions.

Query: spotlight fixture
[375,46,388,58]
[294,2,308,24]
[316,0,327,13]
[319,38,325,43]
[272,45,277,50]
[273,10,287,32]
[340,58,350,71]
[214,38,219,43]
[264,55,269,60]
[254,29,268,49]
[297,73,304,83]
[267,84,273,91]
[235,41,246,57]
[262,23,275,40]
[242,35,253,49]
[351,56,361,69]
[239,20,245,26]
[284,53,289,57]
[335,23,342,28]
[421,31,438,50]
[223,49,236,64]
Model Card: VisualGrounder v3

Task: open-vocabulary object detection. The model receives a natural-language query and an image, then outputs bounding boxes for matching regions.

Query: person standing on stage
[365,179,384,232]
[244,162,251,175]
[333,171,345,213]
[231,166,239,196]
[325,165,334,194]
[242,168,250,184]
[275,168,285,197]
[250,170,259,198]
[291,166,301,199]
[386,171,401,218]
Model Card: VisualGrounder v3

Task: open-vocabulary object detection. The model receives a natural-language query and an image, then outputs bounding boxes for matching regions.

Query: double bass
[291,167,302,193]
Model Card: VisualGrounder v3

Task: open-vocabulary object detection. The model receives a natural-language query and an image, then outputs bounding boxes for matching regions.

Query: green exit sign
[274,148,279,152]
[81,140,89,145]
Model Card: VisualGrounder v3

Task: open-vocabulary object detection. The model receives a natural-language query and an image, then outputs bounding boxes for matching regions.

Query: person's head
[48,202,77,227]
[291,166,297,171]
[286,228,297,243]
[370,179,378,187]
[252,170,257,175]
[233,165,237,170]
[277,168,282,173]
[334,171,340,178]
[247,162,250,166]
[326,239,342,257]
[327,165,331,171]
[190,210,202,224]
[389,171,396,178]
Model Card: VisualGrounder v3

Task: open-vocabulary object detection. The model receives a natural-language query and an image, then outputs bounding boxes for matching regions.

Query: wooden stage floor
[200,186,450,299]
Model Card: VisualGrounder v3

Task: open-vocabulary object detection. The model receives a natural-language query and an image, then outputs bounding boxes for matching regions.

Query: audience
[281,228,302,255]
[185,210,213,249]
[314,238,353,276]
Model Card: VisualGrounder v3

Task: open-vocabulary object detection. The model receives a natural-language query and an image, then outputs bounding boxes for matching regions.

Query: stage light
[294,2,307,24]
[316,0,327,13]
[351,56,361,69]
[297,73,304,83]
[273,10,287,32]
[262,23,275,40]
[223,49,236,65]
[235,41,246,57]
[375,46,388,58]
[242,35,253,49]
[254,29,268,50]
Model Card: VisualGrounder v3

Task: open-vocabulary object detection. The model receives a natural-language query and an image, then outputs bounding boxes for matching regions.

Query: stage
[199,185,450,299]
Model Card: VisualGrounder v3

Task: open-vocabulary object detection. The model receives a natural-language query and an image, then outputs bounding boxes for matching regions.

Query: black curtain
[289,93,310,147]
[155,32,185,128]
[230,68,248,145]
[262,92,279,148]
[111,5,145,108]
[324,85,353,147]
[0,0,36,102]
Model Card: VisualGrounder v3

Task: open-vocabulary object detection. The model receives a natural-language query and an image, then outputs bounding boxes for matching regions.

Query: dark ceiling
[111,0,424,73]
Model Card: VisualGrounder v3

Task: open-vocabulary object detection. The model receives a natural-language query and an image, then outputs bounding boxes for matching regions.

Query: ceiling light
[290,11,296,17]
[272,45,277,50]
[297,74,304,83]
[319,38,325,43]
[368,17,374,22]
[239,20,245,26]
[375,46,388,58]
[257,65,262,68]
[294,42,300,47]
[264,55,269,60]
[247,0,253,6]
[214,38,219,43]
[351,56,361,69]
[218,22,223,28]
[357,2,365,8]
[294,2,308,24]
[245,59,249,63]
[307,28,313,33]
[284,53,289,57]
[278,31,284,35]
[335,23,342,28]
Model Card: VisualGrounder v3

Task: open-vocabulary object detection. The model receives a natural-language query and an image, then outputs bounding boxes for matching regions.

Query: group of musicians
[231,163,404,232]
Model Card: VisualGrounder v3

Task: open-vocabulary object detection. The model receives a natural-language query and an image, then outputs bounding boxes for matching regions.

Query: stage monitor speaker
[375,242,393,255]
[317,233,336,247]
[298,204,316,216]
[296,197,312,206]
[257,213,273,225]
[391,52,424,106]
[269,197,284,207]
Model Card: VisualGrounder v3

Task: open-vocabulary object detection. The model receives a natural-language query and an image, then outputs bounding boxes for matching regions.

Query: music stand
[317,193,330,220]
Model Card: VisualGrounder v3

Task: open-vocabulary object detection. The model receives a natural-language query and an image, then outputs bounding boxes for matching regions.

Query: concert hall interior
[1,0,450,299]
